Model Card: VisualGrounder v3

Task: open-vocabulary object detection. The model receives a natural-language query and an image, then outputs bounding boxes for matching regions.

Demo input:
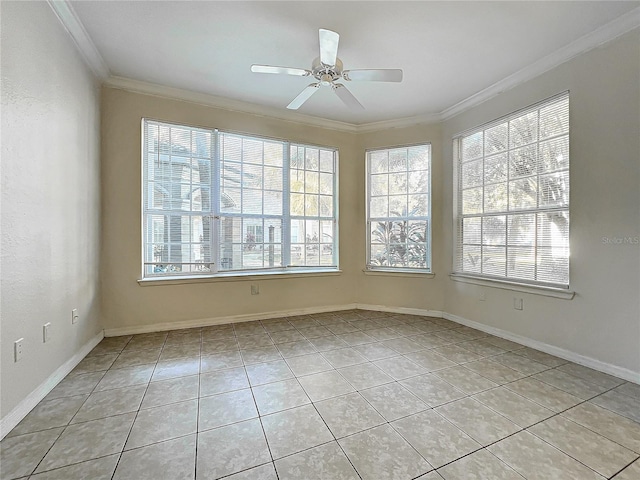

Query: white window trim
[365,142,433,274]
[452,92,570,291]
[141,119,340,281]
[449,273,575,299]
[138,268,343,286]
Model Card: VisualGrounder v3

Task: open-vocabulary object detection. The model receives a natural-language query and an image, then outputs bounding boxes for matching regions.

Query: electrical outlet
[14,338,24,362]
[43,323,51,343]
[251,284,259,295]
[71,308,79,324]
[479,291,486,302]
[513,298,524,310]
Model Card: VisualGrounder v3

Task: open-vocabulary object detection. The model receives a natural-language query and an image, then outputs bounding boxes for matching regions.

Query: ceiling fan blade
[342,69,403,82]
[333,84,364,110]
[319,29,339,66]
[251,64,311,76]
[287,83,321,110]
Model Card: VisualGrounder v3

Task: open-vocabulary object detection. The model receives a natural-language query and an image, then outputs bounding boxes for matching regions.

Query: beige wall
[356,124,445,312]
[1,1,102,418]
[441,29,640,375]
[101,29,639,376]
[100,88,361,331]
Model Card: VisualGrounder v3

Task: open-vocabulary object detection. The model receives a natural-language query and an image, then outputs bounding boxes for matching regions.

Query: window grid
[455,93,569,287]
[142,120,338,278]
[366,144,432,272]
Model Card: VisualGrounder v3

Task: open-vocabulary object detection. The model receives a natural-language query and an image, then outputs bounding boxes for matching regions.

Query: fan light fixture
[251,28,403,110]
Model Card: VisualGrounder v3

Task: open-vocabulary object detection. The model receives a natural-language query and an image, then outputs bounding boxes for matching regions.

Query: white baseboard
[356,303,444,319]
[443,312,640,384]
[0,331,104,440]
[104,304,360,337]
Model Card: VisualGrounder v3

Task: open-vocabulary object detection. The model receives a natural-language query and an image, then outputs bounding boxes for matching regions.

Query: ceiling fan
[251,28,403,110]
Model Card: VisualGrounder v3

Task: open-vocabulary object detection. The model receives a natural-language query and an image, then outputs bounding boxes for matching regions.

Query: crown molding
[104,76,362,133]
[47,0,109,79]
[51,0,639,131]
[441,7,640,121]
[106,75,441,133]
[355,112,441,133]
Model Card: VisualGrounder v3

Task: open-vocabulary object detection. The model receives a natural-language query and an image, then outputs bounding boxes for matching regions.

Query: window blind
[142,120,338,278]
[454,92,570,287]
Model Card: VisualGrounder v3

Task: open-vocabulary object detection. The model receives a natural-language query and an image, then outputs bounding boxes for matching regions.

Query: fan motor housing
[312,57,343,85]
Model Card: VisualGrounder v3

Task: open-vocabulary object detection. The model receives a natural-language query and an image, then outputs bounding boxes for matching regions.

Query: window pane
[482,246,506,277]
[539,97,569,139]
[389,195,407,217]
[320,150,334,172]
[539,171,569,207]
[482,216,506,246]
[290,144,337,267]
[484,154,507,184]
[408,194,428,216]
[408,170,429,194]
[408,146,429,171]
[462,132,483,161]
[485,123,508,155]
[143,121,337,277]
[507,214,535,246]
[319,195,333,217]
[509,178,537,211]
[455,93,569,286]
[537,212,569,247]
[370,197,388,218]
[509,111,538,148]
[537,247,569,284]
[484,183,507,213]
[264,142,283,166]
[369,151,388,173]
[462,159,483,188]
[305,171,319,194]
[462,245,482,273]
[319,173,333,195]
[539,137,569,173]
[463,217,481,245]
[462,187,483,215]
[370,174,388,196]
[510,146,537,179]
[389,173,407,194]
[291,193,305,216]
[507,247,535,280]
[366,144,431,271]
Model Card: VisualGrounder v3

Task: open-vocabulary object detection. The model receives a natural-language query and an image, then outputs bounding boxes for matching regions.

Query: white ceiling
[68,1,639,127]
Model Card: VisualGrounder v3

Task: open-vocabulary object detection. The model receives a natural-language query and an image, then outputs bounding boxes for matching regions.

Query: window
[143,120,338,278]
[454,92,569,287]
[366,144,432,272]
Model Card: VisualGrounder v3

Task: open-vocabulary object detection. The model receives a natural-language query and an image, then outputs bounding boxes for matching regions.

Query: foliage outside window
[366,144,432,272]
[142,120,338,278]
[454,92,570,287]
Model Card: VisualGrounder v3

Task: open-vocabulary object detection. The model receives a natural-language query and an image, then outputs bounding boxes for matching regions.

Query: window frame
[141,119,339,280]
[365,143,432,274]
[452,92,570,290]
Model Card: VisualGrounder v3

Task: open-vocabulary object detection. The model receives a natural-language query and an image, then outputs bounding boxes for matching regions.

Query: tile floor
[2,309,639,480]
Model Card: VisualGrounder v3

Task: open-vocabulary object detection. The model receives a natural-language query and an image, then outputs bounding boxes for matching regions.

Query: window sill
[138,269,342,286]
[449,273,575,299]
[364,269,435,278]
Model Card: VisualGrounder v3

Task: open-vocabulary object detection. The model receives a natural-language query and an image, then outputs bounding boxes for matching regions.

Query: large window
[454,92,569,287]
[366,144,431,272]
[143,120,338,278]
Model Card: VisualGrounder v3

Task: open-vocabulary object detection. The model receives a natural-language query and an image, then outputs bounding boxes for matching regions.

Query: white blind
[454,93,570,287]
[142,120,338,277]
[366,144,432,271]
